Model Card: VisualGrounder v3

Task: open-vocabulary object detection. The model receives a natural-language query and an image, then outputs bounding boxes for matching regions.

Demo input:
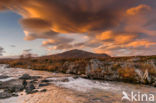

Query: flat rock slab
[19,74,31,80]
[19,74,41,80]
[0,75,9,79]
[0,92,12,99]
[0,79,24,92]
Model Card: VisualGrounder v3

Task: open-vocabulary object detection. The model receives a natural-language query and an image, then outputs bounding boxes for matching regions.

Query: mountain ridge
[47,49,110,59]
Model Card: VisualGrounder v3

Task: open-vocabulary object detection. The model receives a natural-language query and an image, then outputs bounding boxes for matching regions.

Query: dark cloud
[24,31,58,40]
[0,0,141,33]
[20,18,52,33]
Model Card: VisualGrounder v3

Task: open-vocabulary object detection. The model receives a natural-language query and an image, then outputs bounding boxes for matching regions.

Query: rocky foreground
[5,58,156,87]
[0,73,49,98]
[0,65,156,103]
[1,50,156,87]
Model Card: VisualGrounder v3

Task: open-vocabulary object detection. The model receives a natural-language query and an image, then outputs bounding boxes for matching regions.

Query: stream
[0,64,155,103]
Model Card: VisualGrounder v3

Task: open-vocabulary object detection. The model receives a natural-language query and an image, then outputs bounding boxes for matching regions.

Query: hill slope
[48,49,110,59]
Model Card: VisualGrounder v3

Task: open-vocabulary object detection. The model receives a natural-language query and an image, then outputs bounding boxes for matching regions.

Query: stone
[0,75,9,79]
[29,90,38,94]
[152,81,156,87]
[12,93,18,97]
[85,59,103,75]
[19,74,31,80]
[39,83,49,87]
[6,85,24,93]
[0,79,24,92]
[25,82,35,94]
[0,92,12,99]
[61,78,69,82]
[23,80,27,88]
[41,79,50,83]
[40,89,47,92]
[31,76,41,80]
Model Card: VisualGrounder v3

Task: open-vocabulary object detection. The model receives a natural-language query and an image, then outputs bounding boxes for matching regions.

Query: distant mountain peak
[50,49,110,59]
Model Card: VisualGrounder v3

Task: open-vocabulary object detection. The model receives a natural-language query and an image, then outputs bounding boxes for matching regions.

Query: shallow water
[0,64,155,103]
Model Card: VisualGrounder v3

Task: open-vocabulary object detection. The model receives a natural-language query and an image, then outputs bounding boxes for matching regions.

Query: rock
[0,79,24,92]
[6,85,24,93]
[0,64,9,69]
[29,90,38,94]
[85,59,103,75]
[143,69,151,84]
[0,92,12,99]
[41,79,50,83]
[19,74,31,80]
[135,69,144,83]
[73,76,79,79]
[0,75,9,79]
[152,81,156,87]
[40,89,47,92]
[31,76,41,80]
[28,79,38,84]
[23,80,27,88]
[63,62,78,74]
[12,93,18,97]
[80,74,88,78]
[61,78,69,82]
[25,82,35,94]
[39,83,49,87]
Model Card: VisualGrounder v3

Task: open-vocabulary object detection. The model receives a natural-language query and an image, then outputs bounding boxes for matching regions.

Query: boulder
[31,76,41,80]
[12,93,18,97]
[6,85,24,93]
[0,92,12,99]
[40,89,47,92]
[19,74,31,80]
[41,79,50,83]
[152,81,156,87]
[85,59,103,75]
[0,75,9,79]
[23,80,27,88]
[0,79,24,92]
[25,82,35,94]
[39,83,49,87]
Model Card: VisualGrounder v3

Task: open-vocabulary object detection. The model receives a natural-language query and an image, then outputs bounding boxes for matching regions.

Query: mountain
[47,49,110,59]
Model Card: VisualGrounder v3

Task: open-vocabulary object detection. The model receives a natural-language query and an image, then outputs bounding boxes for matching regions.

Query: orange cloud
[126,40,156,47]
[96,31,137,44]
[96,31,113,40]
[20,18,52,33]
[0,0,155,56]
[126,4,151,15]
[114,34,137,44]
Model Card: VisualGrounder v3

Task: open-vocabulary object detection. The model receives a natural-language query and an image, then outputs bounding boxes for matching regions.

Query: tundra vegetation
[0,53,156,87]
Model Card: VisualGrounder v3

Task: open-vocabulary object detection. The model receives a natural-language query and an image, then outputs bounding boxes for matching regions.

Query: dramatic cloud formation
[0,0,156,56]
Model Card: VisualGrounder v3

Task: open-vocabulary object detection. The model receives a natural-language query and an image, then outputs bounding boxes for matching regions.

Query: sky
[0,11,47,57]
[0,0,156,57]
